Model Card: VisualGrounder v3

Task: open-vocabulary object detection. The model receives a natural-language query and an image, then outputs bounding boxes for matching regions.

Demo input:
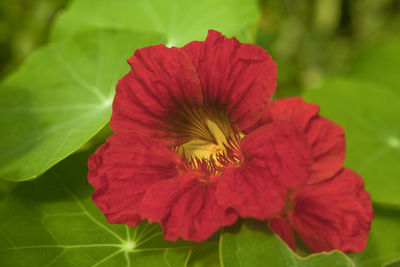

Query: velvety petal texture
[183,30,277,132]
[262,97,346,184]
[217,122,312,219]
[290,168,373,253]
[111,45,203,145]
[306,117,346,183]
[270,168,373,253]
[140,173,237,241]
[88,134,181,226]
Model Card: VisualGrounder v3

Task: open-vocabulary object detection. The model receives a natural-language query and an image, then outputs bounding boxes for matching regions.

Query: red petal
[88,134,181,226]
[111,44,203,145]
[262,97,345,183]
[269,217,296,251]
[307,116,345,183]
[217,122,311,219]
[289,168,374,253]
[265,97,319,131]
[140,173,237,241]
[182,30,277,132]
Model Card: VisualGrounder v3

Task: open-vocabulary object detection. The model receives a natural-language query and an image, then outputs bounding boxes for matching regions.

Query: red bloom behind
[258,97,373,252]
[249,96,346,184]
[269,169,373,253]
[88,30,311,241]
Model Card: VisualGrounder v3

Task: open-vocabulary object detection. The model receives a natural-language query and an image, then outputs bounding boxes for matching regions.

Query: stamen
[215,135,242,169]
[169,105,243,181]
[177,134,243,182]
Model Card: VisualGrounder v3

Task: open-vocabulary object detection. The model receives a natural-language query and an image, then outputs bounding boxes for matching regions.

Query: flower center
[171,107,243,176]
[180,119,229,162]
[168,106,233,144]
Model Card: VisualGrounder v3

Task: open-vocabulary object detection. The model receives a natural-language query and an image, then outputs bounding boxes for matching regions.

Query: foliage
[0,150,193,267]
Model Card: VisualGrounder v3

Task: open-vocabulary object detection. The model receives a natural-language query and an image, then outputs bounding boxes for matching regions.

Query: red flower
[257,97,374,252]
[88,31,373,249]
[269,169,373,253]
[88,30,311,241]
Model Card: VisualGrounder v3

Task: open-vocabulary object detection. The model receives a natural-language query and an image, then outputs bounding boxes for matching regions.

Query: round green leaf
[0,29,164,181]
[0,151,193,267]
[383,259,400,267]
[51,0,259,45]
[350,38,400,92]
[187,241,220,267]
[303,78,400,206]
[219,220,354,267]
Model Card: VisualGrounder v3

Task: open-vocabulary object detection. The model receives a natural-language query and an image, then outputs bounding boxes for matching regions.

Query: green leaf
[350,207,400,267]
[350,38,400,92]
[0,29,164,181]
[219,220,354,267]
[303,78,400,206]
[383,259,400,267]
[187,241,220,267]
[51,0,259,46]
[0,150,193,267]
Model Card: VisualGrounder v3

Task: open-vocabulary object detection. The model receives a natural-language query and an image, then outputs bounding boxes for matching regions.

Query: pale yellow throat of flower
[179,119,242,165]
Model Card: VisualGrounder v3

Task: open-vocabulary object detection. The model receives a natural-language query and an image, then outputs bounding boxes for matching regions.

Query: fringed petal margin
[255,97,345,184]
[111,44,203,146]
[183,30,277,132]
[140,173,237,241]
[289,168,374,253]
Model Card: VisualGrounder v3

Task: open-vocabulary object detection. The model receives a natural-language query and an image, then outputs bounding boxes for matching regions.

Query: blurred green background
[1,0,399,92]
[0,0,399,266]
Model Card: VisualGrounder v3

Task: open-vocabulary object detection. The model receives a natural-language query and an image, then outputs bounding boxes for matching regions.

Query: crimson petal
[140,173,237,241]
[183,30,277,132]
[264,97,345,183]
[111,44,203,146]
[289,168,373,253]
[88,134,181,226]
[217,122,311,219]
